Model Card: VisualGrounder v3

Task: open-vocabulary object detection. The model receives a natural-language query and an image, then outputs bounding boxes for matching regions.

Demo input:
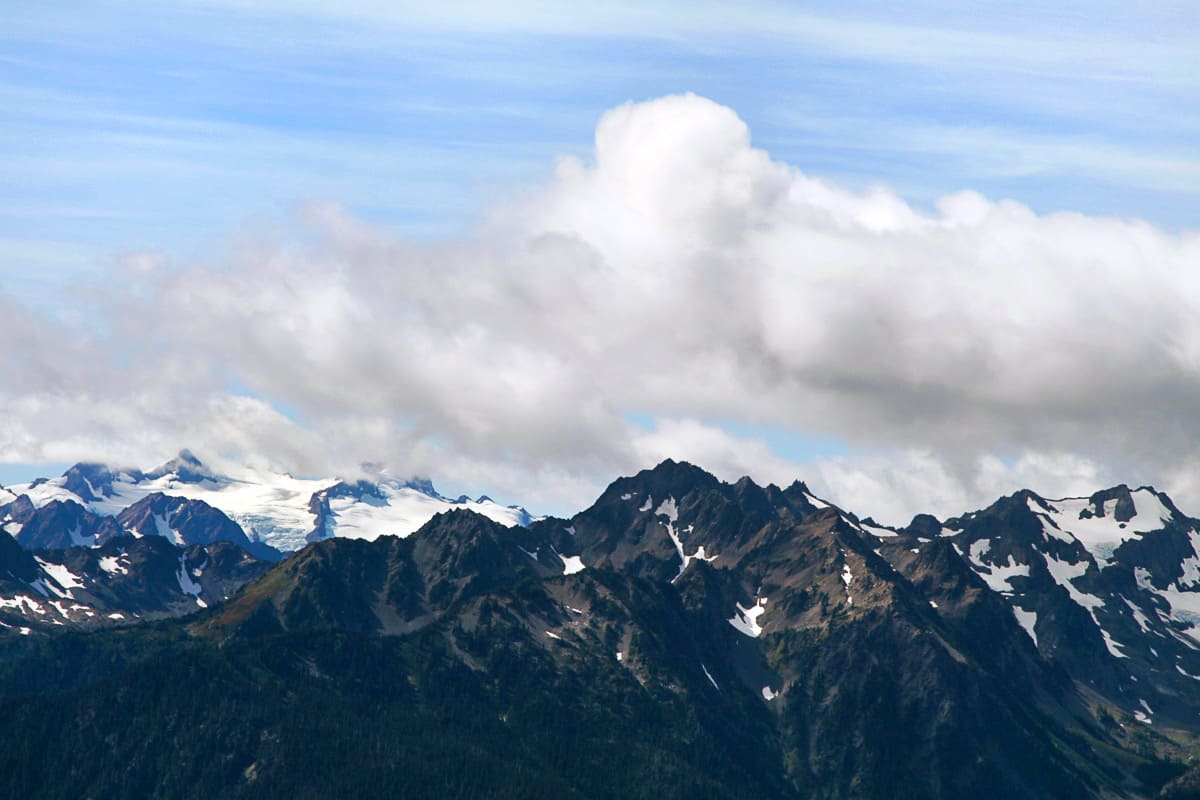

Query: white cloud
[4,93,1200,521]
[811,451,972,525]
[810,449,1112,526]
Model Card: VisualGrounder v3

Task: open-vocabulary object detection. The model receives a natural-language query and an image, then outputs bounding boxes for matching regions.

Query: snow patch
[177,555,203,600]
[0,595,44,614]
[35,559,84,597]
[701,664,719,690]
[1176,664,1200,680]
[761,686,778,701]
[1039,490,1174,562]
[1174,530,1200,590]
[1134,567,1154,592]
[1145,577,1200,643]
[1124,598,1154,633]
[859,520,897,538]
[1012,607,1038,646]
[98,555,127,575]
[964,539,1032,595]
[1027,499,1077,544]
[1042,554,1126,657]
[152,511,184,546]
[658,497,715,581]
[1129,566,1200,645]
[1044,560,1100,610]
[728,597,768,638]
[64,524,94,548]
[970,554,1030,595]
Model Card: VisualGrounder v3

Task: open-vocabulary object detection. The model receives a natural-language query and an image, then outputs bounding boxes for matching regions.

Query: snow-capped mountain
[306,478,534,545]
[3,450,535,552]
[0,483,283,561]
[9,459,1200,798]
[0,495,124,549]
[116,492,284,562]
[0,526,270,634]
[905,484,1200,723]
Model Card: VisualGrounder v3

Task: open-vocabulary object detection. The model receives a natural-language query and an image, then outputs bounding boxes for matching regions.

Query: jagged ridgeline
[0,450,534,553]
[4,460,1200,798]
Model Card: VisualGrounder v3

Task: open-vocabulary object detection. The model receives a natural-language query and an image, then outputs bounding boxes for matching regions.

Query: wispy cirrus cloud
[3,0,1196,291]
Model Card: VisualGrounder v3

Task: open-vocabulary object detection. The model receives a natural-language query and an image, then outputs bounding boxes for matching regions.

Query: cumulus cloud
[3,93,1200,521]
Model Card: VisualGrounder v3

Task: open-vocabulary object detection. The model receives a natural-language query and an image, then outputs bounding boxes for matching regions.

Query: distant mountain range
[4,459,1200,798]
[0,449,534,552]
[0,530,269,634]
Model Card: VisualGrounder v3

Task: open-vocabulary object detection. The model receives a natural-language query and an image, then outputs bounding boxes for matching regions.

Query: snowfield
[6,454,535,553]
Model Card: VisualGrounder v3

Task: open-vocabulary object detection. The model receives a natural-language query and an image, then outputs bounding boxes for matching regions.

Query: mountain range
[4,459,1200,798]
[1,450,534,553]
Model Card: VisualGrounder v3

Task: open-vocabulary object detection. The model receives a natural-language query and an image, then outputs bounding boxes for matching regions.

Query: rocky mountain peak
[904,513,942,538]
[145,449,218,483]
[615,459,723,500]
[61,462,129,502]
[0,527,40,585]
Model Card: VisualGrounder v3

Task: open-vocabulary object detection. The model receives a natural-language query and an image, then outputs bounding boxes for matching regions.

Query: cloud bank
[3,93,1199,522]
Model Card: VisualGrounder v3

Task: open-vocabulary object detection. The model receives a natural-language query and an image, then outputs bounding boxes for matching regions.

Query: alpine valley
[7,456,1200,798]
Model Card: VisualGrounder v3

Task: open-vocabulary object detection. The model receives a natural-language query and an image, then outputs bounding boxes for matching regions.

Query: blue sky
[5,1,1197,310]
[2,2,1199,519]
